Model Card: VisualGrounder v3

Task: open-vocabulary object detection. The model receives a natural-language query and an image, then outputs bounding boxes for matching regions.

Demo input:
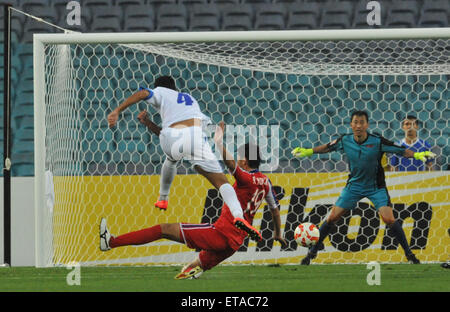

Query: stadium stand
[0,0,449,175]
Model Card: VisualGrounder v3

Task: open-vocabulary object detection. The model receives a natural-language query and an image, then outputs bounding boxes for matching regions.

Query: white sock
[219,184,243,219]
[159,158,177,201]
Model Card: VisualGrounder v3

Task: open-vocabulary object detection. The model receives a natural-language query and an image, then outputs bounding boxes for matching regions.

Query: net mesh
[41,36,449,266]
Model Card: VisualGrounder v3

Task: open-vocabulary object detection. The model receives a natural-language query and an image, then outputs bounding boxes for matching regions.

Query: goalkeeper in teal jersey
[292,111,436,265]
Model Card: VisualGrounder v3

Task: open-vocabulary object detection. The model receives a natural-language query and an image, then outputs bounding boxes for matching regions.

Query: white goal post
[34,28,450,268]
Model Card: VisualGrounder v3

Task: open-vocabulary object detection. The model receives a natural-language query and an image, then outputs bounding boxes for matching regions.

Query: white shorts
[159,127,223,173]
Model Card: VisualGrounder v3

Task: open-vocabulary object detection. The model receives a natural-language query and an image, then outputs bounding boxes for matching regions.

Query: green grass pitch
[0,264,448,292]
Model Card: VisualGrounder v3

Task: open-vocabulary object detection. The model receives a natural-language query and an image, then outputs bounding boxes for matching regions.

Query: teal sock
[310,221,332,254]
[389,220,412,255]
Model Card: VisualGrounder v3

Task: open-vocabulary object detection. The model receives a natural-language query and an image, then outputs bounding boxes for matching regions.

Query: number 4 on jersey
[177,93,193,106]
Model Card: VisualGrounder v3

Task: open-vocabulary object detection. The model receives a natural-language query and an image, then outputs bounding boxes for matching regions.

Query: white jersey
[140,86,211,129]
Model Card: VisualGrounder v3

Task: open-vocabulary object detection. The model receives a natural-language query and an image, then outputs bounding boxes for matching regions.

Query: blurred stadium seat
[21,0,49,11]
[385,12,417,28]
[389,0,421,17]
[147,0,177,7]
[290,1,321,19]
[287,12,318,30]
[82,0,111,23]
[418,12,448,27]
[83,0,111,8]
[123,4,155,31]
[156,4,188,32]
[321,13,351,29]
[422,0,450,12]
[286,2,320,29]
[189,4,221,31]
[254,3,286,30]
[124,3,154,19]
[179,0,208,7]
[242,0,272,4]
[115,0,145,8]
[91,18,122,32]
[27,6,58,24]
[222,4,254,31]
[385,0,420,28]
[320,1,353,29]
[90,6,124,32]
[91,5,123,20]
[22,18,56,44]
[211,0,240,5]
[124,16,155,32]
[273,0,299,4]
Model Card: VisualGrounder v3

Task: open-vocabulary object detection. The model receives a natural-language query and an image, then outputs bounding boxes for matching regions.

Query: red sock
[110,225,162,248]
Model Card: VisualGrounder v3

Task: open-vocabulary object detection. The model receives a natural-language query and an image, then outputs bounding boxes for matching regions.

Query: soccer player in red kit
[99,121,286,279]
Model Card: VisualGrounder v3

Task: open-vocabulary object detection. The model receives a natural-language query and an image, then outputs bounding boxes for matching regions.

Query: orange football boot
[233,217,263,242]
[155,200,168,210]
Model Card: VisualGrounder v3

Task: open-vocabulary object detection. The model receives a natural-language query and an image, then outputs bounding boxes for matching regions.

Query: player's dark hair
[405,115,420,126]
[238,143,262,169]
[154,76,176,91]
[351,110,369,123]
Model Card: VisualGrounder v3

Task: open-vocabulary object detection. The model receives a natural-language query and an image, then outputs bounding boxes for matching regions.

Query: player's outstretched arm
[214,121,236,172]
[137,110,161,136]
[265,184,287,247]
[403,149,436,162]
[270,208,287,248]
[107,89,150,128]
[291,143,331,158]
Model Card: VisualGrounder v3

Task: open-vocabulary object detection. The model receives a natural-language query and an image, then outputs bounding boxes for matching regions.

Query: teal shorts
[335,184,391,211]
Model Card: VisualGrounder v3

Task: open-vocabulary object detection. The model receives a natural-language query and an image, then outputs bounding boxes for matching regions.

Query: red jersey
[213,166,279,250]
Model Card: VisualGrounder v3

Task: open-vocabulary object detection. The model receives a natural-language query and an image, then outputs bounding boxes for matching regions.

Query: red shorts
[179,223,236,271]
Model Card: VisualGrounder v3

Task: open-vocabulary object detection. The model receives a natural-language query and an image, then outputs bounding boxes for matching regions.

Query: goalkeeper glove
[291,147,314,158]
[413,151,436,162]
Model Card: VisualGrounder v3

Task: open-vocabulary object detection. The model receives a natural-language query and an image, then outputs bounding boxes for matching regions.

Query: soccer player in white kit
[107,76,258,238]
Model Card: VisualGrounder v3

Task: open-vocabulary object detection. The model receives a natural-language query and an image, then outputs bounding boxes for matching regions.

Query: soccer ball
[294,222,320,247]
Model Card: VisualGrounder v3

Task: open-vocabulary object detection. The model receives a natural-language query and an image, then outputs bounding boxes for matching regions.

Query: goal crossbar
[34,28,450,45]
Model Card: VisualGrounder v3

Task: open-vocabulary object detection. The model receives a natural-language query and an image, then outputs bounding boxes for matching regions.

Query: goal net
[34,30,449,267]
